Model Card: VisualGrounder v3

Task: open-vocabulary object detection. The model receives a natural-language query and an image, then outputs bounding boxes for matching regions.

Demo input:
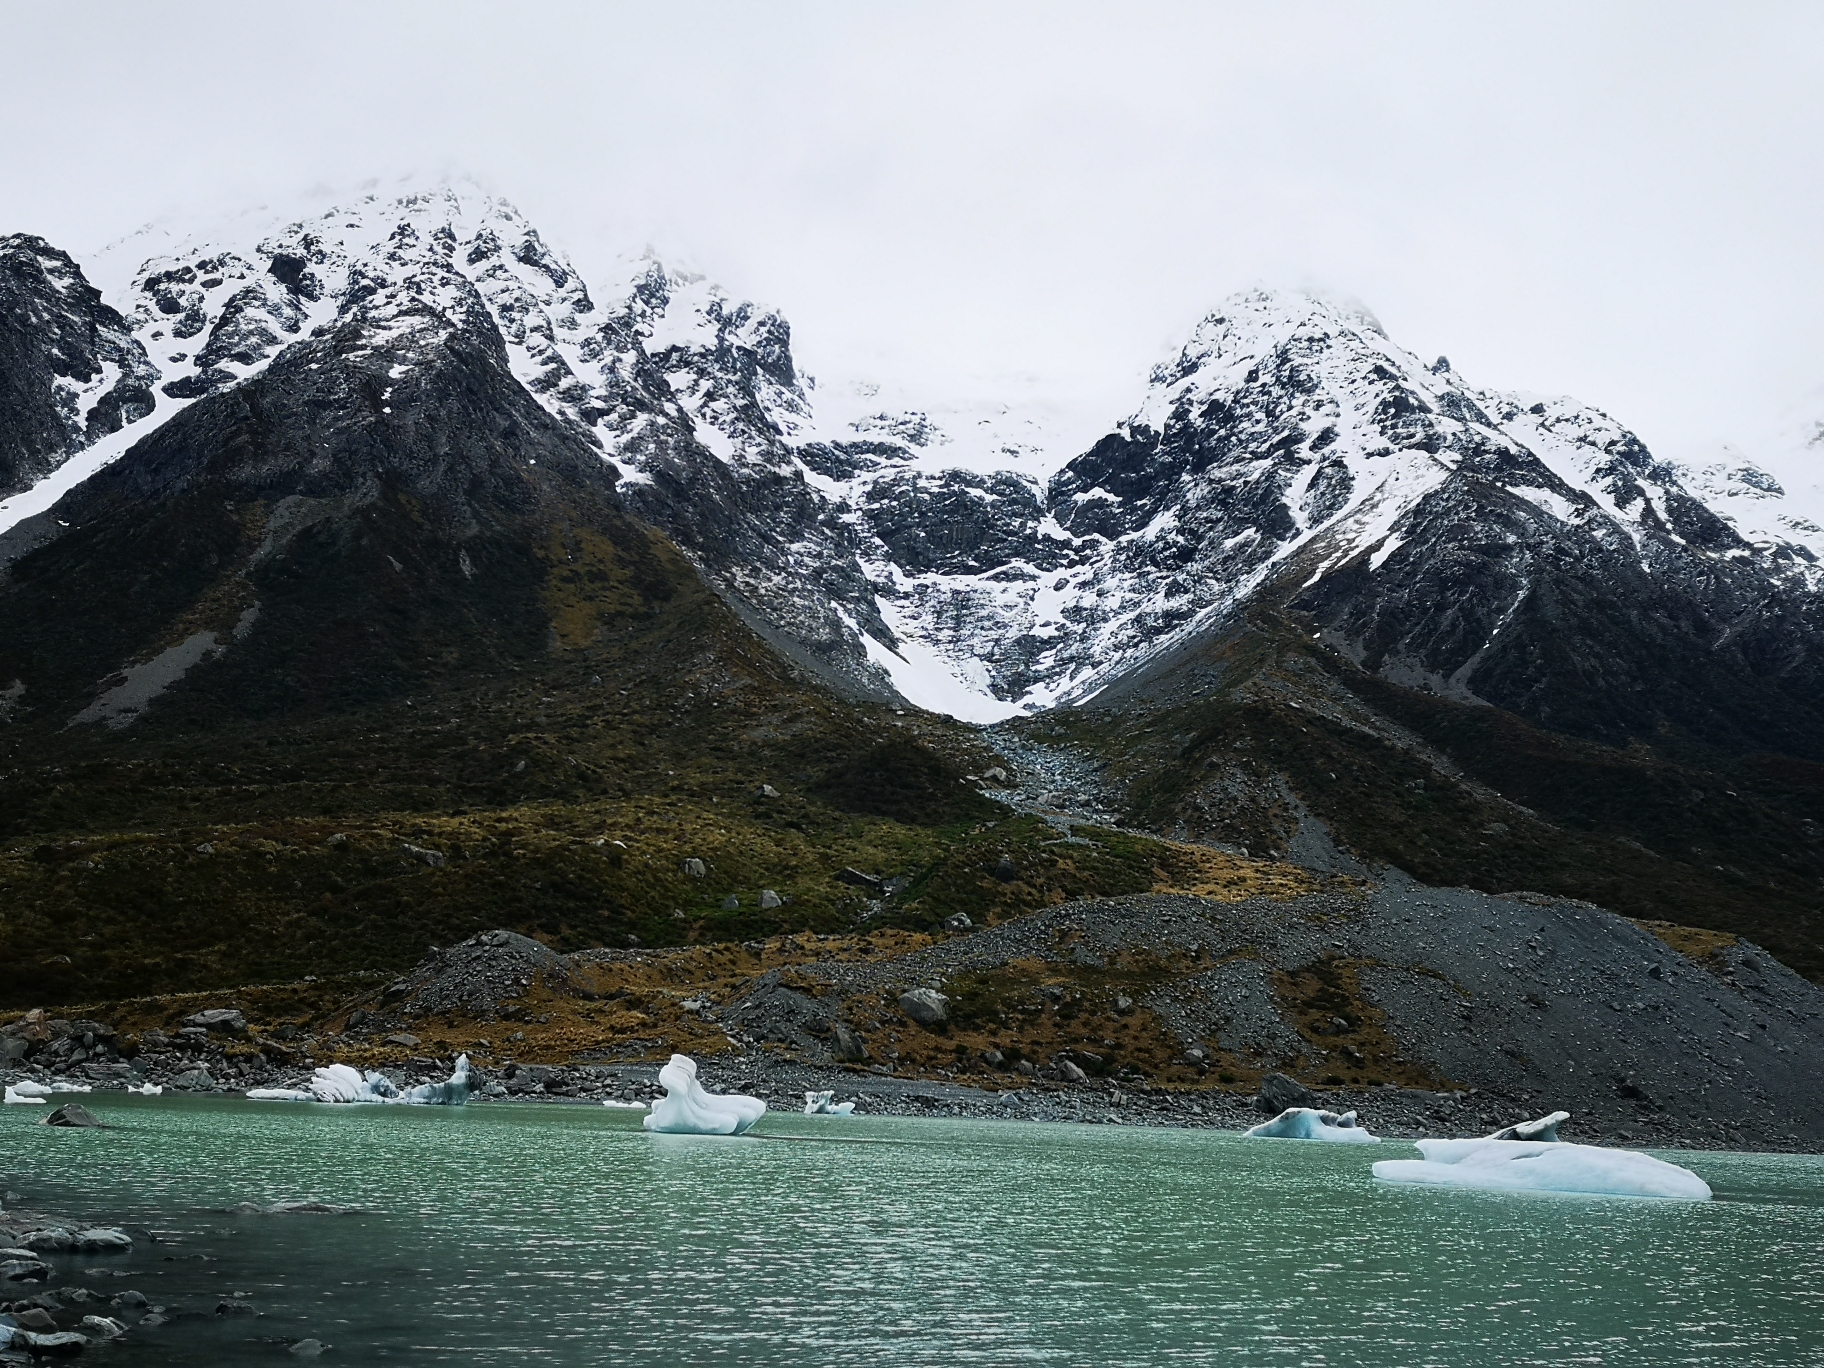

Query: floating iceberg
[9,1080,93,1097]
[803,1090,856,1116]
[129,1083,163,1096]
[601,1099,648,1110]
[4,1085,45,1105]
[642,1055,765,1135]
[1373,1138,1712,1200]
[247,1056,472,1106]
[1486,1110,1568,1141]
[1243,1106,1380,1143]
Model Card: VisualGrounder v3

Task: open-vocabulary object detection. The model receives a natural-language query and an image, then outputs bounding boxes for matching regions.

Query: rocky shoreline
[6,1041,1804,1156]
[0,1204,157,1359]
[8,881,1824,1156]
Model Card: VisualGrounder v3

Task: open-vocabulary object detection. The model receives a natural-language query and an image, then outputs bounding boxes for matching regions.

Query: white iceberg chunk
[49,1082,92,1094]
[129,1083,163,1096]
[246,1056,471,1106]
[1485,1110,1569,1141]
[6,1080,53,1097]
[600,1099,648,1110]
[1373,1138,1712,1200]
[397,1056,472,1105]
[642,1055,765,1135]
[4,1085,46,1105]
[1243,1106,1380,1143]
[803,1090,856,1116]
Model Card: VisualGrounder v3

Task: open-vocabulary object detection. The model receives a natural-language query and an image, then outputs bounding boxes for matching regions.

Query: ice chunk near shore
[642,1055,765,1135]
[1486,1110,1568,1141]
[1243,1107,1380,1142]
[247,1056,471,1105]
[10,1080,92,1096]
[3,1086,45,1105]
[1374,1138,1711,1200]
[130,1083,163,1096]
[601,1099,648,1110]
[398,1055,472,1105]
[803,1091,856,1116]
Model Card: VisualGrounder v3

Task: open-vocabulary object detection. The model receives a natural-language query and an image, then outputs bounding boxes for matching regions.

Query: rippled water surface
[8,1095,1824,1365]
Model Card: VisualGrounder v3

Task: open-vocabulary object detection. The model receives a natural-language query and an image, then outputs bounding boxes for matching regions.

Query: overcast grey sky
[6,1,1822,458]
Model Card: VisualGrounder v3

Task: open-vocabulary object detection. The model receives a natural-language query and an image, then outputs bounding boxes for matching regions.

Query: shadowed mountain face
[0,304,686,731]
[0,234,159,498]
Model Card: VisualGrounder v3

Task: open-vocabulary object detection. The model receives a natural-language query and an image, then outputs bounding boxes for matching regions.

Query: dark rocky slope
[0,234,159,497]
[11,883,1819,1151]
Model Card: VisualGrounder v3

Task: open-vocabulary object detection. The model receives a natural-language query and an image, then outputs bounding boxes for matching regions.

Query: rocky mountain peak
[0,233,158,498]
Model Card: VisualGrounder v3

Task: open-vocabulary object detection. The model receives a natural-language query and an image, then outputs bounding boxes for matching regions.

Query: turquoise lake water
[6,1094,1823,1366]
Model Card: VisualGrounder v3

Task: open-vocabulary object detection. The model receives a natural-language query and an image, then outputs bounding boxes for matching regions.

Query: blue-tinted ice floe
[1243,1107,1380,1142]
[642,1054,765,1135]
[247,1055,472,1105]
[1373,1136,1711,1200]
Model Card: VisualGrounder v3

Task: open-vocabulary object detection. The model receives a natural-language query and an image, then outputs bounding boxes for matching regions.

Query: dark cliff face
[0,302,684,731]
[0,234,160,496]
[1275,460,1824,762]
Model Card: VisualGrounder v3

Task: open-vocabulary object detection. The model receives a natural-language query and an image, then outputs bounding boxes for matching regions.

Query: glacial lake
[7,1095,1824,1366]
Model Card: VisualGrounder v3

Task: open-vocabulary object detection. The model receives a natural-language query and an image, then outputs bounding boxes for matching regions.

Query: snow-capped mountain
[4,186,1823,748]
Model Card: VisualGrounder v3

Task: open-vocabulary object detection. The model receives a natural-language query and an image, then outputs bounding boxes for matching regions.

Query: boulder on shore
[183,1008,247,1034]
[1254,1072,1317,1114]
[897,988,949,1028]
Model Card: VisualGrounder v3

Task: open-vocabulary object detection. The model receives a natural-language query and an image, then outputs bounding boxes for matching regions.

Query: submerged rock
[11,1329,89,1355]
[79,1314,126,1340]
[41,1103,102,1128]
